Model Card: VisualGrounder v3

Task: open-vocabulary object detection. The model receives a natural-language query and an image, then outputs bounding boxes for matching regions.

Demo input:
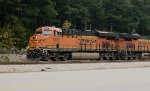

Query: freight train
[27,26,150,61]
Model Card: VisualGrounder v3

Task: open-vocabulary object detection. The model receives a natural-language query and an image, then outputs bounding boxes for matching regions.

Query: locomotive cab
[29,26,62,50]
[36,26,62,36]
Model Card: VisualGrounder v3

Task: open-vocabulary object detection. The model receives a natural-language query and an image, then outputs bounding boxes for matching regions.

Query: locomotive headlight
[33,35,38,39]
[35,36,38,39]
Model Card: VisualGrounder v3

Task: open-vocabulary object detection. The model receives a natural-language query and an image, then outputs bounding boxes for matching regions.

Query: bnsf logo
[80,39,97,43]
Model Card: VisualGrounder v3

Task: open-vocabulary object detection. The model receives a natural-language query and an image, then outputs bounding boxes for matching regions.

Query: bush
[0,23,27,50]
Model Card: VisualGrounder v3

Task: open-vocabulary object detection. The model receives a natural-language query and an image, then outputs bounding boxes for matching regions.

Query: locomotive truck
[27,26,150,61]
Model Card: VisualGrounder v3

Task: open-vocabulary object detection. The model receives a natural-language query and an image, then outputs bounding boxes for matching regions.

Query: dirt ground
[0,67,150,91]
[0,61,150,73]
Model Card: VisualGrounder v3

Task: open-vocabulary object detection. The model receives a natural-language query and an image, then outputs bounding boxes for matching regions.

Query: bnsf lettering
[80,39,97,43]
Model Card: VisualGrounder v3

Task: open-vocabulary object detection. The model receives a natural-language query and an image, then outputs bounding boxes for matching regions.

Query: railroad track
[0,58,150,65]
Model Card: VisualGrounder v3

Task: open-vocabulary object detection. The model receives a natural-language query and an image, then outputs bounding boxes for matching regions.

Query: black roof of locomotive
[132,34,142,39]
[119,33,133,39]
[62,29,144,39]
[79,31,98,36]
[98,31,117,38]
[62,29,99,36]
[79,30,118,38]
[119,33,141,39]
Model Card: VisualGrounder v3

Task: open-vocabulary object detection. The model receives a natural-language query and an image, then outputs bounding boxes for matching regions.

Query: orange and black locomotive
[27,26,150,61]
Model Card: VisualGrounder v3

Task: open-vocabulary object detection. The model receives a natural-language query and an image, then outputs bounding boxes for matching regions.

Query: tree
[1,0,150,50]
[0,26,15,49]
[12,23,27,49]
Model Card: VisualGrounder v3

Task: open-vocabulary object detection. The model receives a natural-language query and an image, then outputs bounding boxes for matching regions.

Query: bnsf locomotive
[27,26,150,61]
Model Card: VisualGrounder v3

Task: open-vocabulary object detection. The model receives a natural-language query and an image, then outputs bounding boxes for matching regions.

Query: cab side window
[58,32,60,36]
[54,31,62,36]
[54,31,57,36]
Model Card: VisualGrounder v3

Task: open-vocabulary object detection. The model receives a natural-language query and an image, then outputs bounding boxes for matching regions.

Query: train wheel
[50,57,55,61]
[52,57,60,61]
[115,56,119,60]
[135,57,139,60]
[138,56,141,59]
[124,57,128,60]
[40,56,48,61]
[128,57,131,60]
[60,57,68,61]
[99,57,103,61]
[130,57,134,60]
[59,54,69,61]
[133,57,136,60]
[64,55,69,61]
[33,57,42,62]
[109,57,113,60]
[103,57,107,60]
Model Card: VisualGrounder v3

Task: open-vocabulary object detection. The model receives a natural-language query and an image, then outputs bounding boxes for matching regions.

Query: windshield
[43,31,52,36]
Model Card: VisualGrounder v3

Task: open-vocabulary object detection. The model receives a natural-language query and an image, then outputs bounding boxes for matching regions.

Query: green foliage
[0,23,27,50]
[12,23,27,49]
[62,20,72,29]
[1,0,150,50]
[0,26,15,49]
[52,0,150,34]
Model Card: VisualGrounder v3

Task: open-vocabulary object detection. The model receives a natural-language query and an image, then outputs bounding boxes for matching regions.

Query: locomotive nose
[29,35,41,48]
[32,35,39,43]
[29,34,48,49]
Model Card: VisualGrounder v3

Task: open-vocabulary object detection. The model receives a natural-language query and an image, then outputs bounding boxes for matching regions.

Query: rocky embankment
[0,54,27,63]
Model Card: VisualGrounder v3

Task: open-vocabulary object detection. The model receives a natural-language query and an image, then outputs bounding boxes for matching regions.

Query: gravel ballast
[1,61,150,73]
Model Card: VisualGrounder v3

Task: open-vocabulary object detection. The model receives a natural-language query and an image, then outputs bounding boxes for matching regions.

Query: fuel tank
[72,53,99,60]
